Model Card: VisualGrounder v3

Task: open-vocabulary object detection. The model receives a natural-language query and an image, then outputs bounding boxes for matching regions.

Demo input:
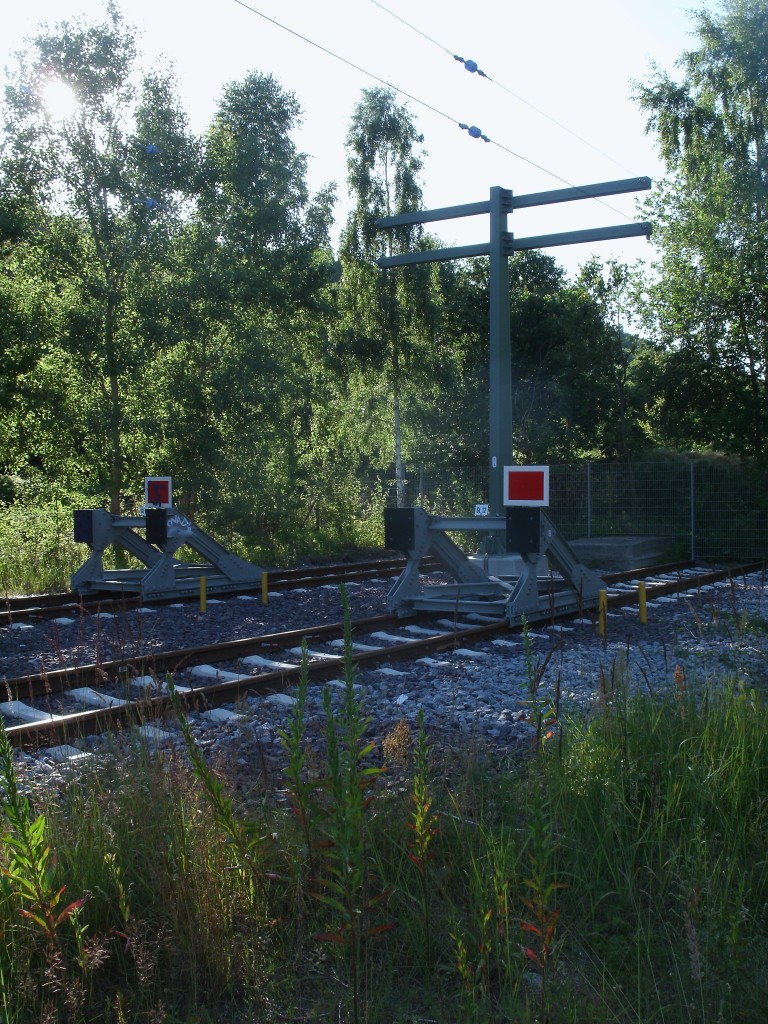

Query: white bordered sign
[144,476,173,508]
[503,466,550,507]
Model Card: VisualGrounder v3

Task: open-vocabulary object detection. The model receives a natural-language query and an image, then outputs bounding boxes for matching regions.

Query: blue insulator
[145,143,160,156]
[459,123,490,143]
[144,198,158,210]
[453,55,488,77]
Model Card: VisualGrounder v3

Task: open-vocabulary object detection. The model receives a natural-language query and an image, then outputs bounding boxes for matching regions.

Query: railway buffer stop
[71,476,264,600]
[378,178,652,626]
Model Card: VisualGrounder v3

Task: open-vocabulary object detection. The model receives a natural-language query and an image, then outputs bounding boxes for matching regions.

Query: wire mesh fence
[374,460,768,563]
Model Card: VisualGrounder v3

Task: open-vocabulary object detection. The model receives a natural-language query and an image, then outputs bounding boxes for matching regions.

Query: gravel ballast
[3,570,767,783]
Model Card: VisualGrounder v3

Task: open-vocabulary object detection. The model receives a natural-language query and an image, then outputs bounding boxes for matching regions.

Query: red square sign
[503,466,549,506]
[144,477,173,508]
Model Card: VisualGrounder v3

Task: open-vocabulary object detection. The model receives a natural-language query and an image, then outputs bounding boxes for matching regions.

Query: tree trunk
[393,367,405,508]
[105,295,123,516]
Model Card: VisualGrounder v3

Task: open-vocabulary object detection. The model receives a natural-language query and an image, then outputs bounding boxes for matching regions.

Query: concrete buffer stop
[377,177,652,626]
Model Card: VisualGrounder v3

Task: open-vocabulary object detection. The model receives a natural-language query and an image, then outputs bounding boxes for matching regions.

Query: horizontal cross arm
[378,242,491,268]
[377,222,651,267]
[511,176,652,210]
[511,221,652,251]
[375,178,651,229]
[376,198,499,228]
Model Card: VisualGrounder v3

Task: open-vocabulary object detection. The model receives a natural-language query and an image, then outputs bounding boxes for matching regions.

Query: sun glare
[41,79,78,121]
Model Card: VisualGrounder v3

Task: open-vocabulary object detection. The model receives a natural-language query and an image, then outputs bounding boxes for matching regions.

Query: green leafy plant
[451,909,495,1022]
[168,677,270,899]
[0,723,86,951]
[405,708,439,971]
[278,639,319,877]
[520,796,564,1024]
[312,585,392,1024]
[520,615,560,753]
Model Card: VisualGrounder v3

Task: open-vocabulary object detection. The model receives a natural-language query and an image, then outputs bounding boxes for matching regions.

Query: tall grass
[0,485,87,594]
[546,674,768,1022]
[0,659,766,1021]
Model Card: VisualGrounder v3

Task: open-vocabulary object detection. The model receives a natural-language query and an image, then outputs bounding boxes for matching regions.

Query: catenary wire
[229,0,639,218]
[368,0,636,176]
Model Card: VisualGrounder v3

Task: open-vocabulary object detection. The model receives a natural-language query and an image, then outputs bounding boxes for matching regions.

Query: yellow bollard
[200,575,207,613]
[261,571,269,605]
[638,580,647,625]
[598,589,608,637]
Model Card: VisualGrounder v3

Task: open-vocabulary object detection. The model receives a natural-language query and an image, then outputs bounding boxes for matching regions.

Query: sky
[3,0,706,278]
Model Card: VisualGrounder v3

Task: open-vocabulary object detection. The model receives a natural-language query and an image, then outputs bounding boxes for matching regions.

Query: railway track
[2,560,763,753]
[0,555,441,626]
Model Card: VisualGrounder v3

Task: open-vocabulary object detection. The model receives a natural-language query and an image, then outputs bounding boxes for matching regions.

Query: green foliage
[0,724,86,949]
[1,6,341,536]
[520,615,561,753]
[2,5,201,510]
[337,87,441,506]
[405,710,439,972]
[168,677,270,900]
[8,0,768,597]
[548,673,768,1022]
[0,658,764,1021]
[634,0,768,460]
[310,589,390,1023]
[510,251,640,461]
[0,722,91,1021]
[0,478,89,593]
[519,789,564,1024]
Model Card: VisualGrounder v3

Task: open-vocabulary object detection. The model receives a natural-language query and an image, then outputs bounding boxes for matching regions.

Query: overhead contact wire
[368,0,634,176]
[230,0,635,216]
[230,0,456,130]
[365,1,633,214]
[368,0,491,79]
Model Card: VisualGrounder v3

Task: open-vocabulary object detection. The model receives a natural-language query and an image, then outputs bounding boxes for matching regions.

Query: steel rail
[0,556,441,624]
[4,561,758,700]
[2,613,399,699]
[606,562,764,606]
[4,561,763,751]
[5,617,507,750]
[0,556,694,623]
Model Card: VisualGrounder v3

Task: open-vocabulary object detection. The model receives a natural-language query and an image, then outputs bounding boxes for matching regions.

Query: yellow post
[598,589,608,637]
[261,571,269,605]
[200,575,207,613]
[638,581,647,625]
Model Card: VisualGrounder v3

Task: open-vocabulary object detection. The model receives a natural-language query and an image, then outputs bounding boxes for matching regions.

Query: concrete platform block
[569,536,669,570]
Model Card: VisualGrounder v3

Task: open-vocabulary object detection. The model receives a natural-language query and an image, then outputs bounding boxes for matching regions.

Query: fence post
[690,461,696,562]
[419,464,425,505]
[586,463,592,539]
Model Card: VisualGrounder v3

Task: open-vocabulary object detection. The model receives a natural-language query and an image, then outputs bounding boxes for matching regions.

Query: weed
[405,709,439,972]
[0,592,765,1022]
[520,615,560,753]
[520,793,563,1024]
[451,917,492,1021]
[277,641,319,877]
[0,724,86,952]
[169,676,272,903]
[312,586,392,1024]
